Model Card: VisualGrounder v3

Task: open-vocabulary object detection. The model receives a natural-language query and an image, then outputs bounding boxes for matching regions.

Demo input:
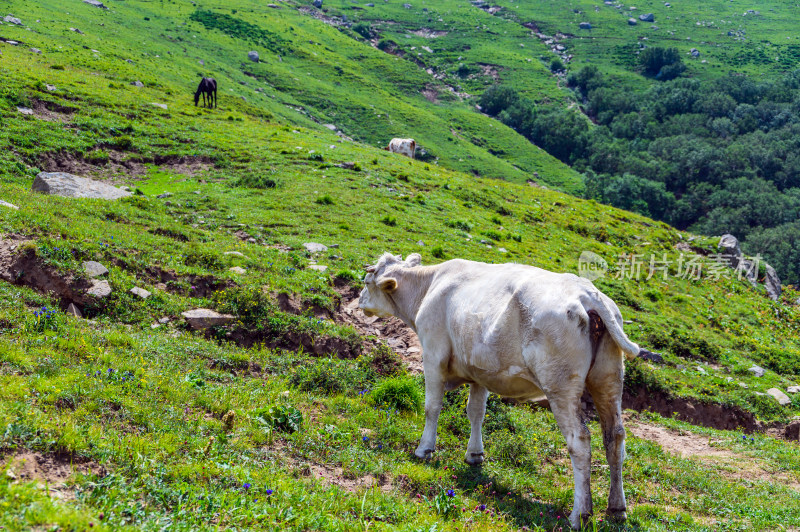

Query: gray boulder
[313,0,323,7]
[83,0,107,8]
[718,234,742,268]
[579,22,592,29]
[182,308,235,329]
[17,107,34,115]
[639,13,655,22]
[766,388,791,406]
[33,172,132,200]
[131,80,144,87]
[628,18,637,25]
[748,365,765,378]
[30,48,42,54]
[690,48,700,58]
[787,385,800,394]
[83,261,108,278]
[764,264,781,300]
[247,51,259,62]
[0,199,18,209]
[66,303,82,318]
[87,280,112,298]
[3,15,22,25]
[303,242,328,253]
[130,287,152,299]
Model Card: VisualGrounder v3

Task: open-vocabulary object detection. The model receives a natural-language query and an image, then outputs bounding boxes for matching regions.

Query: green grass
[0,0,798,530]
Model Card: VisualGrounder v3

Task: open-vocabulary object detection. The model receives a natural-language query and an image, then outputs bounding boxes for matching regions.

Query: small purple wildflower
[478,504,486,511]
[265,489,273,496]
[446,489,455,497]
[362,436,369,442]
[243,483,251,490]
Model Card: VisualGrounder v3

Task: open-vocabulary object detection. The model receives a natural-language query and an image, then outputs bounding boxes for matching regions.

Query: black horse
[194,77,217,108]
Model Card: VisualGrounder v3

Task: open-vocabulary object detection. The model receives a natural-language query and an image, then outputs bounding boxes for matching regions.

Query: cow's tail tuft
[582,294,640,360]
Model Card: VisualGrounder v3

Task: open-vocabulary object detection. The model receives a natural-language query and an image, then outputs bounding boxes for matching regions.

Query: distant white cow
[385,138,416,158]
[359,253,642,530]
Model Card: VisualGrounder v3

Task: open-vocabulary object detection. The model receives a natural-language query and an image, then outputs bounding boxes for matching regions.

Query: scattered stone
[83,0,107,8]
[628,17,637,25]
[224,251,247,258]
[17,107,33,115]
[156,192,172,199]
[131,80,144,87]
[150,102,168,110]
[403,3,412,8]
[87,280,112,298]
[323,124,337,131]
[0,199,18,209]
[498,247,508,253]
[329,244,339,248]
[767,388,791,406]
[788,386,800,394]
[130,287,151,299]
[229,266,247,274]
[764,264,782,301]
[638,349,664,364]
[303,242,328,253]
[738,382,749,389]
[313,0,323,7]
[308,264,328,272]
[267,3,280,7]
[785,420,800,441]
[182,308,235,329]
[748,365,765,378]
[30,48,42,54]
[690,47,700,58]
[70,27,84,34]
[83,261,108,278]
[33,172,132,200]
[247,50,259,62]
[416,240,425,246]
[66,303,82,318]
[639,13,655,22]
[3,15,22,25]
[46,84,56,91]
[579,22,592,29]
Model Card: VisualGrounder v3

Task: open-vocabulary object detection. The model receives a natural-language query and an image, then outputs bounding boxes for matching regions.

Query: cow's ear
[377,277,398,292]
[405,253,422,267]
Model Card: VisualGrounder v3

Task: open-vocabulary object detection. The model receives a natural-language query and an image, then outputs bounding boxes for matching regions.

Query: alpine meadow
[1,0,800,531]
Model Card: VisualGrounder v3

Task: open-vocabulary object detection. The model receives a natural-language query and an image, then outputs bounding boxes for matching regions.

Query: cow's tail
[582,294,640,361]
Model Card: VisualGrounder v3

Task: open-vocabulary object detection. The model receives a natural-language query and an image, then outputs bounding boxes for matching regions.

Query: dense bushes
[481,65,800,283]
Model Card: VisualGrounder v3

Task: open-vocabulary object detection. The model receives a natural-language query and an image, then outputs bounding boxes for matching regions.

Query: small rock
[87,280,112,298]
[3,15,22,25]
[323,124,337,131]
[767,388,791,406]
[66,303,82,318]
[748,365,765,378]
[639,13,655,22]
[690,47,700,58]
[30,48,42,54]
[303,242,328,253]
[70,27,84,34]
[498,247,508,253]
[83,0,108,8]
[131,80,144,87]
[308,264,328,272]
[182,308,235,329]
[638,349,664,364]
[628,17,637,25]
[313,0,323,7]
[17,107,34,115]
[159,317,170,324]
[83,261,109,278]
[579,22,592,29]
[229,266,247,274]
[224,251,247,258]
[329,244,339,248]
[738,382,749,389]
[156,192,172,199]
[417,240,425,246]
[247,50,259,62]
[130,287,151,299]
[0,199,18,209]
[151,102,168,110]
[787,386,800,394]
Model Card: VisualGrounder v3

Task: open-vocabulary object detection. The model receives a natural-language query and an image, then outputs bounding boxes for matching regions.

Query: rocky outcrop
[764,264,782,301]
[83,0,107,8]
[182,308,235,329]
[766,388,791,406]
[247,51,259,62]
[33,172,131,200]
[639,13,655,22]
[717,234,781,300]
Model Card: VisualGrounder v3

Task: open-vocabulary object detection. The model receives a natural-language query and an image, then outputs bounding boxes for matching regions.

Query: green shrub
[184,245,223,270]
[290,357,371,395]
[381,215,397,226]
[315,194,334,205]
[490,429,532,466]
[431,245,445,259]
[236,174,278,189]
[446,219,472,232]
[370,376,423,413]
[253,404,302,433]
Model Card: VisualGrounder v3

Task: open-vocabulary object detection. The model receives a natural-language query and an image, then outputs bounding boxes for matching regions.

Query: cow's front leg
[549,390,593,530]
[415,367,445,460]
[465,383,488,465]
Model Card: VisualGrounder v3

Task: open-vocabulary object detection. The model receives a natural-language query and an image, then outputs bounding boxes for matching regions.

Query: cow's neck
[388,266,437,331]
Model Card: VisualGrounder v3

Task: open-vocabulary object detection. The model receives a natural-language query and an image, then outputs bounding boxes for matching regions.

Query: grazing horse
[194,77,217,108]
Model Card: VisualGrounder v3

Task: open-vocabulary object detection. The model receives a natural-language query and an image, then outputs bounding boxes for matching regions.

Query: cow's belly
[448,358,546,401]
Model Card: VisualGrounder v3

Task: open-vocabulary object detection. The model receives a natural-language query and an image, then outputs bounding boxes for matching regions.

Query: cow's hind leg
[465,383,488,465]
[415,350,447,460]
[586,339,627,521]
[548,386,593,530]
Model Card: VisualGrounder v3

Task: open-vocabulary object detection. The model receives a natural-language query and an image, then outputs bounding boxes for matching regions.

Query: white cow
[359,253,641,530]
[385,138,416,158]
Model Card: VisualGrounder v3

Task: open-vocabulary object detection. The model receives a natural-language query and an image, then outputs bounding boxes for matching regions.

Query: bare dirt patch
[421,84,439,104]
[0,236,94,309]
[627,420,734,458]
[30,99,77,122]
[475,62,502,80]
[282,453,392,493]
[142,264,235,298]
[3,451,105,500]
[37,151,214,183]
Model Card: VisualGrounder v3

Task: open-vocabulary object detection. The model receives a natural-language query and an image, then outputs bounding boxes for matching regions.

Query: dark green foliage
[352,22,373,40]
[254,404,303,433]
[189,10,286,52]
[648,329,721,362]
[380,215,397,226]
[431,245,445,259]
[315,194,334,205]
[289,357,372,395]
[370,377,423,413]
[236,174,278,189]
[445,219,472,232]
[184,245,224,270]
[639,47,686,80]
[549,58,565,73]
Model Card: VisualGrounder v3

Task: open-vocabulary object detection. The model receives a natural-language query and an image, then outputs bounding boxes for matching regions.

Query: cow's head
[359,252,422,317]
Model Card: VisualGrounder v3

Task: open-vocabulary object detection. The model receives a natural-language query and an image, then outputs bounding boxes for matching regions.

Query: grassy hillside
[1,1,800,530]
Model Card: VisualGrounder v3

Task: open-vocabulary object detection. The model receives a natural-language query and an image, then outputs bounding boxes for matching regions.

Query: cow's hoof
[414,448,434,460]
[464,452,485,466]
[606,507,627,522]
[569,511,592,530]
